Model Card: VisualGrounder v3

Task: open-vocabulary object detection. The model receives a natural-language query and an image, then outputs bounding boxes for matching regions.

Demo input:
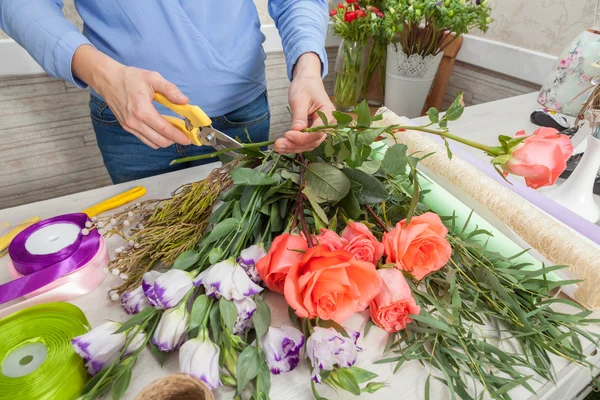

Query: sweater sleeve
[268,0,329,80]
[0,0,93,87]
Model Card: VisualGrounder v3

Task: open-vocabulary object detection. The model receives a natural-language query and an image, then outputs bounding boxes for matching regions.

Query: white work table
[1,92,599,400]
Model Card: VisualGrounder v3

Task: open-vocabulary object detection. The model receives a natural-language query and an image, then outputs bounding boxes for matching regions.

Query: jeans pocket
[89,96,120,126]
[219,92,270,128]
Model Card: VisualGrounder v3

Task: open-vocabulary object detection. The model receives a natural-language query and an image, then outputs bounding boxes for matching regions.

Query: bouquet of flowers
[383,0,492,57]
[71,96,598,400]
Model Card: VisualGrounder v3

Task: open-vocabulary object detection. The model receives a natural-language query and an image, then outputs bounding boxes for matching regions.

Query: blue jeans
[90,92,270,184]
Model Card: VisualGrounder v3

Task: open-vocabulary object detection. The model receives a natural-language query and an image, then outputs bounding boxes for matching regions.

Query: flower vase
[362,39,387,107]
[334,40,366,112]
[546,134,600,223]
[384,43,443,118]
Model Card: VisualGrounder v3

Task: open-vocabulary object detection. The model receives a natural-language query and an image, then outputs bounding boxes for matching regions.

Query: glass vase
[362,39,387,107]
[334,40,366,112]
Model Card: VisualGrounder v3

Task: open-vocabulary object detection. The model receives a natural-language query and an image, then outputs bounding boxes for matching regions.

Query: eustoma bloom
[383,212,452,280]
[179,330,221,390]
[257,234,308,294]
[284,245,381,323]
[501,127,574,189]
[142,269,194,309]
[237,244,266,285]
[121,285,148,315]
[194,259,263,300]
[370,268,420,332]
[152,301,189,352]
[72,322,144,375]
[233,297,257,335]
[306,327,361,382]
[260,325,305,374]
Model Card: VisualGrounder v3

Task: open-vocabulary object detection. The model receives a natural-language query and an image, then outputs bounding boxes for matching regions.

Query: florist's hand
[274,53,335,154]
[72,45,191,149]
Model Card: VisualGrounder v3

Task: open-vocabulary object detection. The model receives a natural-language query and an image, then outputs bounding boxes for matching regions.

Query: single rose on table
[370,268,421,333]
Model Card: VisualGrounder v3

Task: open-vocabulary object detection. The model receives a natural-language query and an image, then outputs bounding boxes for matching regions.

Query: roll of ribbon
[0,302,90,399]
[0,214,108,318]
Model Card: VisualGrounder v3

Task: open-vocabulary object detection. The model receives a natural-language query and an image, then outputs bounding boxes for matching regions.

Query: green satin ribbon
[0,303,90,400]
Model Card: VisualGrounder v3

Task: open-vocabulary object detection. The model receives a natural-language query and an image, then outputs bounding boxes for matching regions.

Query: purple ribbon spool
[0,213,100,305]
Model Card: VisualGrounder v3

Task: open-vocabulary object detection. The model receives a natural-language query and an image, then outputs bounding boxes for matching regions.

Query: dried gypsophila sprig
[96,165,232,294]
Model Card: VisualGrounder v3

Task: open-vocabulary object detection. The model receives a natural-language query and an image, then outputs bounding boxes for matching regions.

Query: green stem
[170,140,275,165]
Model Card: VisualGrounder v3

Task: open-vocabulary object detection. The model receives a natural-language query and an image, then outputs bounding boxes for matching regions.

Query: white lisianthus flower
[179,330,222,390]
[260,325,305,374]
[237,244,266,284]
[142,270,194,309]
[306,327,362,383]
[193,259,262,300]
[72,322,126,375]
[152,302,189,352]
[120,285,149,314]
[233,297,256,334]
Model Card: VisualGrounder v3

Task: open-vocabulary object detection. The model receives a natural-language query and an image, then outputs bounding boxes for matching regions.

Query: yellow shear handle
[153,93,212,128]
[81,186,146,218]
[162,115,202,146]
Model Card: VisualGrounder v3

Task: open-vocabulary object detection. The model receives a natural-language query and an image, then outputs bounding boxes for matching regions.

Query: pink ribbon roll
[0,213,108,318]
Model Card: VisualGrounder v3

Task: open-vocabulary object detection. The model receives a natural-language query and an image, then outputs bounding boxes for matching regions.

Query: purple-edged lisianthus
[142,269,194,309]
[179,329,222,390]
[233,297,257,335]
[306,327,362,383]
[152,302,189,352]
[72,322,145,375]
[237,244,266,285]
[193,259,263,301]
[260,325,305,375]
[121,285,149,315]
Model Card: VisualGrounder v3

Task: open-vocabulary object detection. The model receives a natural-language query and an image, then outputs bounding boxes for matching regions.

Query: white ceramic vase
[384,44,443,118]
[546,135,600,223]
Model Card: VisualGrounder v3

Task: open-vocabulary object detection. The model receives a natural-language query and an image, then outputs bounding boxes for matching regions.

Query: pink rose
[370,268,420,332]
[502,127,574,189]
[382,212,452,280]
[341,222,384,265]
[313,228,346,251]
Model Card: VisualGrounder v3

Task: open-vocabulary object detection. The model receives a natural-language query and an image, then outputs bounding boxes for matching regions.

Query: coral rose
[370,269,420,332]
[284,246,382,323]
[341,222,384,265]
[502,127,574,189]
[313,228,346,251]
[382,212,451,280]
[257,234,308,294]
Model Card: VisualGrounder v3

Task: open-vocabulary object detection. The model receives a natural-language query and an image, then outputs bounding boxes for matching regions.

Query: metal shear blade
[199,127,244,156]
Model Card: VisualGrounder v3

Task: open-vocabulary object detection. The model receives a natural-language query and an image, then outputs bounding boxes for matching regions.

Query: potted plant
[383,0,492,117]
[329,0,374,111]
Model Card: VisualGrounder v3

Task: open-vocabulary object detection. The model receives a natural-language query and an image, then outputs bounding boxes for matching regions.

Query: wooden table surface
[1,93,599,400]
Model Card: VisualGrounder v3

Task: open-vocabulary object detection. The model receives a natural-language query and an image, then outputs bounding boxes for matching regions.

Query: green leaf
[410,314,454,334]
[332,111,353,128]
[189,295,212,332]
[303,186,329,223]
[270,202,284,232]
[355,101,371,128]
[219,298,238,333]
[255,361,272,397]
[173,249,200,270]
[427,107,439,124]
[342,168,388,204]
[231,168,278,186]
[363,319,374,338]
[236,346,261,395]
[316,110,329,127]
[209,302,222,345]
[311,380,329,400]
[114,307,157,334]
[208,247,224,264]
[336,368,361,395]
[424,374,431,400]
[304,162,351,202]
[203,218,239,244]
[381,144,409,175]
[111,368,132,400]
[439,119,448,128]
[340,191,362,220]
[357,160,381,175]
[253,298,271,339]
[357,127,385,145]
[318,319,349,337]
[346,366,377,383]
[280,170,300,184]
[442,138,453,160]
[492,154,511,165]
[148,341,167,366]
[444,93,465,121]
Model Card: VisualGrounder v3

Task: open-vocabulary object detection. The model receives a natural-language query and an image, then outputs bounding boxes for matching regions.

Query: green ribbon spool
[0,303,90,400]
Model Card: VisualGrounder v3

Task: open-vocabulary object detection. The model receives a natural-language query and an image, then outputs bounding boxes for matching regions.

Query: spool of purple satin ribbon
[0,213,100,305]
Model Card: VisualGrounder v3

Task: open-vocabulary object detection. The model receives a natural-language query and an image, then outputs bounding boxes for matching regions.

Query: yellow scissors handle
[153,93,212,127]
[161,115,202,146]
[81,186,146,218]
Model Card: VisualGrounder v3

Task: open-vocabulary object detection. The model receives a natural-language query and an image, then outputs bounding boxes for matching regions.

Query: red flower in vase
[329,9,337,16]
[356,9,366,18]
[344,11,358,22]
